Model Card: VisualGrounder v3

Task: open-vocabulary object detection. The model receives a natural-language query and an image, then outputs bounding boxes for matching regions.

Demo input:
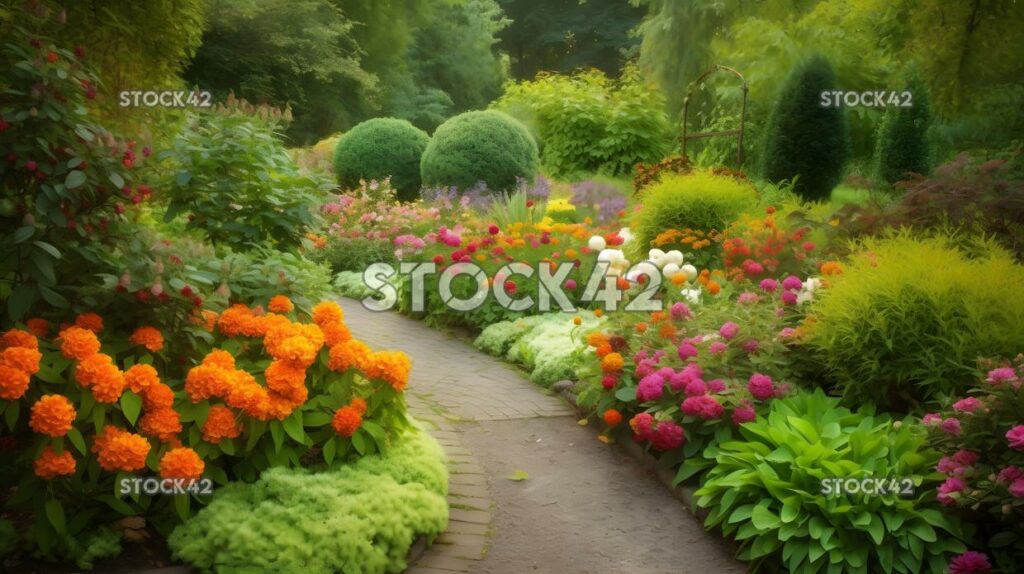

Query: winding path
[338,298,743,574]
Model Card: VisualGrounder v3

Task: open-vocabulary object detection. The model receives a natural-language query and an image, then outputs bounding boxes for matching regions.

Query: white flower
[588,235,606,251]
[681,288,702,305]
[796,290,814,305]
[597,248,626,265]
[648,248,666,262]
[626,261,659,283]
[662,262,681,278]
[665,250,684,267]
[617,227,633,244]
[679,264,698,281]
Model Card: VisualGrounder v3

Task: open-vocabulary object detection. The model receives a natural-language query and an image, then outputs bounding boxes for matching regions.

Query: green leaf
[109,172,125,189]
[282,410,305,443]
[67,428,86,455]
[988,531,1018,548]
[33,240,61,259]
[120,392,142,425]
[269,421,284,453]
[614,386,636,402]
[45,499,66,533]
[13,225,34,243]
[64,170,86,189]
[4,401,19,430]
[322,435,336,465]
[908,521,937,543]
[351,431,366,455]
[8,284,36,321]
[173,494,190,521]
[751,505,781,530]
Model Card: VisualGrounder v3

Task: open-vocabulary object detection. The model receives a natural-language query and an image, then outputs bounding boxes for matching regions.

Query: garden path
[338,298,743,574]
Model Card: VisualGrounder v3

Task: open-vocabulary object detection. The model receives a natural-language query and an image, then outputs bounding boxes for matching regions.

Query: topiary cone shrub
[875,72,932,185]
[420,110,539,192]
[761,55,848,201]
[332,118,430,201]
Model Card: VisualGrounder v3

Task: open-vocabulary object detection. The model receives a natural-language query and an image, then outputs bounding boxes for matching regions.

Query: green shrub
[332,118,430,201]
[310,236,396,274]
[169,427,448,573]
[695,390,965,573]
[420,110,539,192]
[761,55,848,201]
[875,73,932,185]
[805,233,1024,411]
[494,66,670,178]
[632,171,757,250]
[475,313,601,387]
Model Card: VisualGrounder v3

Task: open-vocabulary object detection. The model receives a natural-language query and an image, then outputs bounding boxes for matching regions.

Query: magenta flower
[997,466,1024,483]
[937,477,966,505]
[742,260,764,276]
[986,367,1018,387]
[718,321,740,340]
[1010,478,1024,498]
[742,339,761,354]
[709,341,728,355]
[630,412,654,439]
[782,275,803,290]
[677,342,698,360]
[636,375,665,402]
[737,291,760,304]
[731,404,756,425]
[940,417,962,436]
[747,373,775,401]
[706,379,726,393]
[922,413,942,426]
[953,450,980,466]
[779,327,797,339]
[650,420,686,450]
[683,380,707,397]
[488,224,499,235]
[948,551,992,574]
[759,279,778,293]
[781,290,798,305]
[670,302,692,320]
[952,397,983,414]
[1006,425,1024,451]
[681,395,724,420]
[564,279,577,290]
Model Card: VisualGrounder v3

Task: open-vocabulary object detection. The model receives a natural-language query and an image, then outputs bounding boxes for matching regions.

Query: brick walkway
[338,298,742,574]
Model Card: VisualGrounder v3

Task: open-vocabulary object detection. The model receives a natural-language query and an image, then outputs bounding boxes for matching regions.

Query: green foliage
[168,427,449,573]
[185,0,378,144]
[475,313,599,387]
[420,110,539,192]
[633,171,757,250]
[332,119,429,201]
[761,55,848,201]
[333,271,377,300]
[160,112,330,250]
[311,237,396,275]
[805,233,1024,411]
[496,66,670,178]
[0,21,151,323]
[488,189,547,228]
[876,72,932,184]
[695,389,966,573]
[212,247,334,311]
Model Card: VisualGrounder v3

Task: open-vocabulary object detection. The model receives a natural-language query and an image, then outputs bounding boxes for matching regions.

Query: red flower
[46,51,58,63]
[488,224,499,235]
[504,280,517,295]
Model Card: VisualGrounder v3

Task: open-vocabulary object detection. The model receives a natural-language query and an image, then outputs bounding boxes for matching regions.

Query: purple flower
[1006,425,1024,451]
[747,373,775,400]
[569,180,626,223]
[782,275,803,291]
[948,551,992,574]
[718,321,740,340]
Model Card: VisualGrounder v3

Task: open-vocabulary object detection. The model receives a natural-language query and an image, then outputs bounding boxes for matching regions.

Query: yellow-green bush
[632,171,757,250]
[168,427,448,574]
[805,233,1024,411]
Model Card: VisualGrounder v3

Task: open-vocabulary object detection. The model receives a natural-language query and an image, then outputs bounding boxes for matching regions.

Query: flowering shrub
[926,357,1024,572]
[695,390,966,573]
[0,299,414,562]
[569,179,628,224]
[720,208,826,282]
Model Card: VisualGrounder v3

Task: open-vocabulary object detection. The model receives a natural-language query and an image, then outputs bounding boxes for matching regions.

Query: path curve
[338,298,743,574]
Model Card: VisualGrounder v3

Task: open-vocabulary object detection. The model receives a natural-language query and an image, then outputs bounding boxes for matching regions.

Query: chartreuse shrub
[420,110,539,192]
[494,66,670,178]
[875,72,932,185]
[805,233,1024,411]
[695,390,966,573]
[761,55,848,201]
[475,313,601,387]
[168,427,448,573]
[633,171,757,251]
[332,118,430,201]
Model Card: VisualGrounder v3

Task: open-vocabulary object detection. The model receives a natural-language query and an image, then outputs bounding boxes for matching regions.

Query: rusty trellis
[680,64,749,167]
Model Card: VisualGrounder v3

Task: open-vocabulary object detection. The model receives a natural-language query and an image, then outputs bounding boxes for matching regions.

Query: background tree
[875,71,932,185]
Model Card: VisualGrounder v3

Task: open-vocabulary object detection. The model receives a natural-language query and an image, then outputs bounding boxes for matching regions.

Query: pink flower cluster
[629,413,686,451]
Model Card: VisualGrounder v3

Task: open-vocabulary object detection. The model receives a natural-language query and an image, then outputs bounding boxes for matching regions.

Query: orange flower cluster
[820,261,843,276]
[312,301,350,347]
[202,405,241,444]
[328,339,371,372]
[92,426,151,472]
[0,330,40,400]
[331,400,364,437]
[29,395,76,437]
[264,322,324,369]
[129,326,164,352]
[362,351,411,392]
[601,352,624,373]
[139,408,183,443]
[59,326,100,360]
[124,364,159,393]
[217,304,278,338]
[74,352,125,403]
[268,295,294,313]
[74,312,104,333]
[159,447,204,480]
[34,446,76,480]
[653,228,716,250]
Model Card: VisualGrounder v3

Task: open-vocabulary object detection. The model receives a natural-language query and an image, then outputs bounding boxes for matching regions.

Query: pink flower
[731,404,756,425]
[677,343,698,360]
[986,367,1018,387]
[742,339,760,354]
[940,418,962,436]
[737,291,760,304]
[952,397,982,413]
[636,375,665,402]
[922,413,942,426]
[649,420,686,450]
[802,241,816,251]
[779,327,797,339]
[564,279,577,290]
[937,477,965,505]
[488,224,499,235]
[670,302,693,320]
[706,379,726,393]
[630,413,654,440]
[782,275,803,290]
[759,279,778,293]
[708,342,728,355]
[683,380,707,397]
[742,260,764,276]
[1006,425,1024,450]
[997,466,1024,483]
[781,290,798,305]
[681,395,724,420]
[953,450,980,466]
[747,373,775,401]
[948,551,992,574]
[1010,478,1024,498]
[718,321,740,340]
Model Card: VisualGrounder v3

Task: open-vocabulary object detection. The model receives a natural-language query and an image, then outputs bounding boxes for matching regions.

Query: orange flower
[331,405,362,437]
[603,409,622,427]
[362,351,411,392]
[3,346,41,375]
[572,316,582,326]
[59,326,100,360]
[0,364,30,400]
[141,382,175,411]
[671,273,686,286]
[327,339,371,372]
[593,308,604,318]
[635,322,648,334]
[320,322,352,347]
[74,312,104,333]
[707,280,721,295]
[659,323,677,340]
[1,328,37,351]
[601,352,624,373]
[820,261,843,276]
[92,426,151,472]
[268,295,294,314]
[124,363,160,394]
[564,248,578,259]
[74,354,124,403]
[26,319,50,338]
[129,326,164,352]
[217,305,267,337]
[264,392,301,420]
[34,446,76,480]
[200,310,219,331]
[595,343,613,358]
[202,349,236,370]
[264,322,324,367]
[312,301,344,327]
[184,363,234,403]
[139,408,182,443]
[585,332,609,349]
[29,395,76,437]
[273,335,319,369]
[226,376,270,418]
[265,360,307,397]
[202,406,241,444]
[159,447,204,481]
[350,397,368,416]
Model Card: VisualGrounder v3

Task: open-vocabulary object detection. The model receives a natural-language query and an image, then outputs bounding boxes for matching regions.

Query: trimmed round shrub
[420,110,539,192]
[332,118,429,201]
[875,73,932,184]
[805,233,1024,412]
[632,170,757,250]
[761,55,848,201]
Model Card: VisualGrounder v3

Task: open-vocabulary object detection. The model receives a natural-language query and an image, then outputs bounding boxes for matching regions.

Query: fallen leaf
[507,469,529,481]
